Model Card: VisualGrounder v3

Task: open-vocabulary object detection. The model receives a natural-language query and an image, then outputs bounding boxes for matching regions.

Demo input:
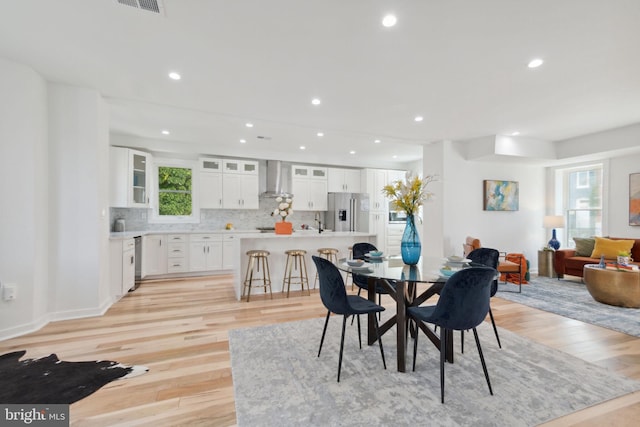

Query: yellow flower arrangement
[382,172,436,217]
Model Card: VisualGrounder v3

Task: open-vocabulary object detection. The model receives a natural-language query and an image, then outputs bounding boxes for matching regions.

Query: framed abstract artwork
[483,180,519,211]
[630,173,640,225]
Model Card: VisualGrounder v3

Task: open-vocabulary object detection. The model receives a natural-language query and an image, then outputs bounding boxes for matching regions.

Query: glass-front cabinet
[109,146,152,208]
[131,151,149,205]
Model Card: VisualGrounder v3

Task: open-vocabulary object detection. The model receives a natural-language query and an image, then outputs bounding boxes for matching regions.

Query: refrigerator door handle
[351,198,357,232]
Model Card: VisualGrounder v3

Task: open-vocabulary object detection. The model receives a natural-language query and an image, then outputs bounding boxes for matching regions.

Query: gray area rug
[497,276,640,337]
[229,316,640,427]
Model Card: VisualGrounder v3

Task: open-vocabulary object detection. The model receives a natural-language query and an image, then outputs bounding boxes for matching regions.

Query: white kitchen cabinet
[166,234,188,273]
[386,223,405,257]
[291,165,328,211]
[189,234,223,271]
[222,173,259,209]
[328,168,362,193]
[200,158,223,209]
[122,238,136,293]
[110,147,152,208]
[292,177,328,211]
[110,238,136,297]
[223,235,237,270]
[141,234,167,277]
[223,159,259,175]
[387,169,406,185]
[222,159,259,209]
[292,165,328,179]
[369,212,387,254]
[363,169,388,211]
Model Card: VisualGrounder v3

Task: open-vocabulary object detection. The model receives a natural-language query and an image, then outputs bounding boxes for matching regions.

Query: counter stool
[242,250,272,302]
[346,246,353,290]
[282,249,310,297]
[314,248,339,289]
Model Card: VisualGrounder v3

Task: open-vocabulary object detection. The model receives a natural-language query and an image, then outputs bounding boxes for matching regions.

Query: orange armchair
[463,236,526,293]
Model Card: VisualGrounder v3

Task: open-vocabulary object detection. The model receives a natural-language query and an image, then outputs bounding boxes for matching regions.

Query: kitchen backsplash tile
[110,199,319,232]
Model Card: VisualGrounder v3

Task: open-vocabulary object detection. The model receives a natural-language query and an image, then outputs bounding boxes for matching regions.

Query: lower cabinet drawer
[168,259,188,273]
[168,243,187,258]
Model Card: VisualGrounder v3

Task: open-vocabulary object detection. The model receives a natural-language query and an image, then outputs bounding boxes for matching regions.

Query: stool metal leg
[283,254,292,296]
[244,256,256,302]
[299,255,310,296]
[263,256,273,298]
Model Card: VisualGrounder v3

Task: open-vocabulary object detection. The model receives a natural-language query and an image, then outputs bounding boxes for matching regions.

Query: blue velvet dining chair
[312,255,387,382]
[407,266,497,403]
[465,248,502,350]
[351,242,396,305]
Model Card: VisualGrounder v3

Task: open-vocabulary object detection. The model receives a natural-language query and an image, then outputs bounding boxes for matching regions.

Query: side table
[538,249,556,278]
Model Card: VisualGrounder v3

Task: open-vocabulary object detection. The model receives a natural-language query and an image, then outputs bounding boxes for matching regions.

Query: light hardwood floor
[1,275,639,426]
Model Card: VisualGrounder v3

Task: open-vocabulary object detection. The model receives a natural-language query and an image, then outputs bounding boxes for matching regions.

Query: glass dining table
[336,255,453,373]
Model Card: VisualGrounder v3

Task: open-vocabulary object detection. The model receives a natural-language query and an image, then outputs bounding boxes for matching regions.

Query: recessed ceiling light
[239,139,246,143]
[349,150,356,155]
[392,155,398,159]
[161,130,170,135]
[300,146,306,150]
[511,131,520,136]
[528,58,544,68]
[311,98,321,106]
[168,72,181,80]
[245,123,254,128]
[374,139,381,144]
[414,116,424,122]
[317,132,324,137]
[382,14,397,27]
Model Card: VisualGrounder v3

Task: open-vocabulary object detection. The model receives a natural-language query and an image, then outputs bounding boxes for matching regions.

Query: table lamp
[543,215,565,250]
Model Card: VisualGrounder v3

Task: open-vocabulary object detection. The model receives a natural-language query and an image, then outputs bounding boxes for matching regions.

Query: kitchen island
[109,229,376,301]
[234,231,376,300]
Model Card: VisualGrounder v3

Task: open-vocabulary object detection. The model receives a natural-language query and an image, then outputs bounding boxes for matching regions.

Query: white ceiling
[2,0,640,168]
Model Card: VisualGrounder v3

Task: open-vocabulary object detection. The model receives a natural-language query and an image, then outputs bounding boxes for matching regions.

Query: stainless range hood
[262,160,293,198]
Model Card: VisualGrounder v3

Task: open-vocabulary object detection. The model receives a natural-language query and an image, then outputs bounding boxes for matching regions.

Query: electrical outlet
[3,284,16,301]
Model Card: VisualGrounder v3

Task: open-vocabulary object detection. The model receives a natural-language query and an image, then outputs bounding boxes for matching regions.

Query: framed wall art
[630,173,640,225]
[483,180,519,211]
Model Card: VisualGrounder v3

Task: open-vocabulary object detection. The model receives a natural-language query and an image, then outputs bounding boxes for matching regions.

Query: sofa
[554,237,640,278]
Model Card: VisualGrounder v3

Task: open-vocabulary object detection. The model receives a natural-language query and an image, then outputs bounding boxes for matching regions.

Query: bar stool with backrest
[314,248,339,289]
[242,250,272,302]
[282,249,310,297]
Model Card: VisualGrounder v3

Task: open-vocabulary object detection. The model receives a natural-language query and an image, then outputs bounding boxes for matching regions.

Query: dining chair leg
[318,310,331,357]
[440,327,447,404]
[488,308,502,348]
[473,327,493,395]
[373,315,386,370]
[337,316,348,382]
[461,330,464,354]
[356,315,362,349]
[412,319,419,371]
[351,288,363,326]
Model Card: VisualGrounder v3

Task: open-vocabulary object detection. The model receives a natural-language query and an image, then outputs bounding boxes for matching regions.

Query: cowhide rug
[0,350,148,404]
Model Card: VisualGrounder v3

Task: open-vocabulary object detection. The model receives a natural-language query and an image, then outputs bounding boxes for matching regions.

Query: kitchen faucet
[314,212,323,234]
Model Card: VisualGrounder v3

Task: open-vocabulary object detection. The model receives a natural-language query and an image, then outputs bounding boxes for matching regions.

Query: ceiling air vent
[117,0,165,15]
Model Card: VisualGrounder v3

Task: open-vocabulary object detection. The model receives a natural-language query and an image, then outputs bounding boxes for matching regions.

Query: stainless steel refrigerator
[325,193,370,232]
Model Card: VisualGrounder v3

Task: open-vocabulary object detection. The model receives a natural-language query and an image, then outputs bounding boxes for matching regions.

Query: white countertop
[109,229,374,240]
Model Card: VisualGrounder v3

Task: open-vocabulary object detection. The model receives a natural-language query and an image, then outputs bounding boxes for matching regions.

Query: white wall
[0,58,112,341]
[0,58,50,337]
[423,140,546,269]
[609,153,640,238]
[48,84,111,319]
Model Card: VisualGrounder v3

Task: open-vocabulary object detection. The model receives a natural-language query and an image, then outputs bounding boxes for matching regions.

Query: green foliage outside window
[158,166,192,216]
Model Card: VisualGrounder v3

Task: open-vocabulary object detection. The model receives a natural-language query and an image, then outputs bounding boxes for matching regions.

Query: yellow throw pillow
[590,237,634,259]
